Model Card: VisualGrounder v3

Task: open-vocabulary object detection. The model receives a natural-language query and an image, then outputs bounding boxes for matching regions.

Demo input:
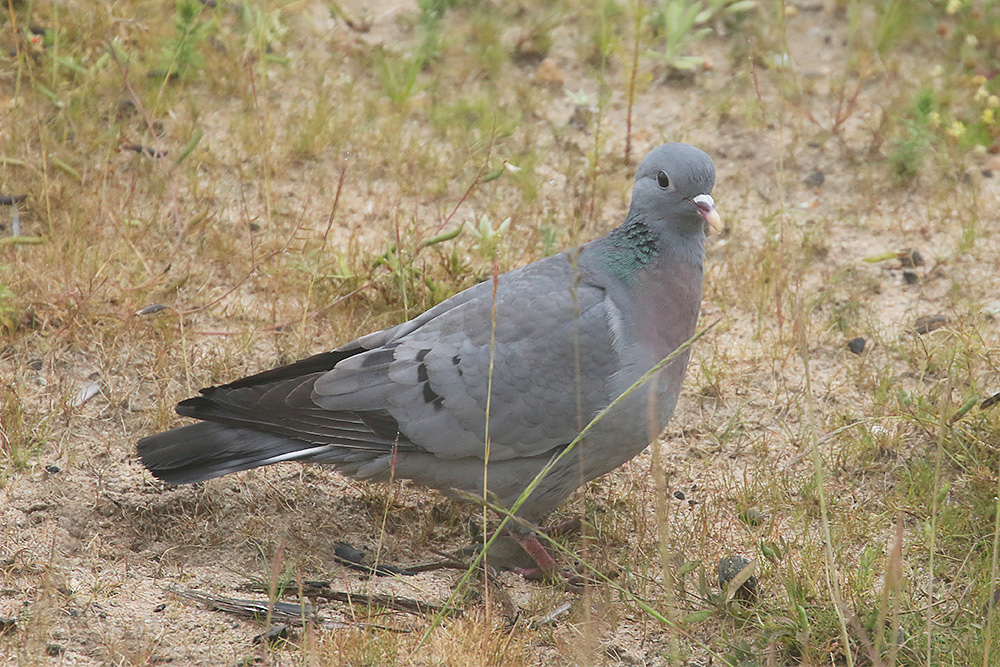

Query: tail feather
[137,422,326,485]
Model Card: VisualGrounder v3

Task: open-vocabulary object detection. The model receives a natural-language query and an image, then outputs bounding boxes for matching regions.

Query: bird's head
[630,142,720,236]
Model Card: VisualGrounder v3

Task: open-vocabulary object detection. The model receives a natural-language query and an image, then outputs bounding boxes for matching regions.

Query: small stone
[848,337,866,355]
[900,248,924,267]
[253,624,289,645]
[903,270,918,285]
[27,358,43,370]
[135,303,168,316]
[717,556,757,601]
[738,508,766,527]
[914,315,947,335]
[44,464,61,474]
[673,490,685,500]
[534,57,564,86]
[803,170,825,187]
[334,542,366,567]
[986,588,1000,617]
[153,603,166,612]
[46,643,64,656]
[982,169,993,178]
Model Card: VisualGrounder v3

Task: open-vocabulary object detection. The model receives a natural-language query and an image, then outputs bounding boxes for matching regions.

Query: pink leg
[508,531,558,578]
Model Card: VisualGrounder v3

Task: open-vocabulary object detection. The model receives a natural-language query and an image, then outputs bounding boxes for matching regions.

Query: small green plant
[0,284,18,332]
[889,87,937,182]
[238,2,288,65]
[374,0,466,105]
[375,48,425,106]
[647,0,755,70]
[466,214,510,261]
[157,0,210,80]
[0,384,50,481]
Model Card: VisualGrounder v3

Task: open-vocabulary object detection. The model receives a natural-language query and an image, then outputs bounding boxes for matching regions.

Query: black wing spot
[415,348,431,362]
[417,363,428,383]
[451,355,460,365]
[423,383,445,410]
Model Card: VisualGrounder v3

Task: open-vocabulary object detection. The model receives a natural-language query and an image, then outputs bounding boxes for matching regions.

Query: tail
[137,422,332,485]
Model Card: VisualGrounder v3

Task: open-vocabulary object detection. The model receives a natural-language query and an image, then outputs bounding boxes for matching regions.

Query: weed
[156,0,211,81]
[465,214,510,261]
[889,88,938,183]
[647,0,756,71]
[0,384,50,481]
[375,47,427,107]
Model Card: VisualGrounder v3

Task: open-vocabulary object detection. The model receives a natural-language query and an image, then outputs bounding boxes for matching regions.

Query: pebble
[914,315,947,334]
[717,556,757,601]
[803,170,825,187]
[534,58,564,86]
[900,248,924,267]
[848,337,866,355]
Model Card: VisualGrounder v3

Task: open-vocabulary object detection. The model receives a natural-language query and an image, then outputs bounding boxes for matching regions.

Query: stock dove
[138,142,719,576]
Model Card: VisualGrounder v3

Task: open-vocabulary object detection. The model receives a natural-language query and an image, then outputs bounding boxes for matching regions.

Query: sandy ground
[3,0,999,665]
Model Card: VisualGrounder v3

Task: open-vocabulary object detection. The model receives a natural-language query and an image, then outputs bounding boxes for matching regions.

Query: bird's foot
[506,531,587,591]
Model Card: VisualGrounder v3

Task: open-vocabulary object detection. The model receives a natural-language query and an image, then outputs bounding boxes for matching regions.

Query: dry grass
[3,0,1000,664]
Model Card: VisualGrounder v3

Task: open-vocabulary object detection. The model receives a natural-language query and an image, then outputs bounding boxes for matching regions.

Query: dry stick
[245,58,273,225]
[282,582,453,616]
[623,0,643,164]
[417,318,721,649]
[321,161,350,248]
[177,250,282,317]
[107,40,161,154]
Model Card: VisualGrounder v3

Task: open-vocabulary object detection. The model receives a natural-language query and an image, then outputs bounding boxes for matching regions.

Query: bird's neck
[594,215,705,285]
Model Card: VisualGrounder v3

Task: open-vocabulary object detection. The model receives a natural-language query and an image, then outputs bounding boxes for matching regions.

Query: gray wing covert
[312,254,621,461]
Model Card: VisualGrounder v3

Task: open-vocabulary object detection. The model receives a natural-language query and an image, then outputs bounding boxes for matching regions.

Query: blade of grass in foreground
[417,317,721,649]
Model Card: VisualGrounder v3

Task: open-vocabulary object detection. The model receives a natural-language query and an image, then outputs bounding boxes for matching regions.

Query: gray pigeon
[137,142,719,577]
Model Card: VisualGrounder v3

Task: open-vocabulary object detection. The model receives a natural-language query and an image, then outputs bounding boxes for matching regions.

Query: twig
[321,160,350,248]
[244,580,456,617]
[166,586,408,631]
[530,601,571,628]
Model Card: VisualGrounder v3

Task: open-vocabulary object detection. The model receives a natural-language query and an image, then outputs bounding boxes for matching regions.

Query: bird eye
[656,170,670,189]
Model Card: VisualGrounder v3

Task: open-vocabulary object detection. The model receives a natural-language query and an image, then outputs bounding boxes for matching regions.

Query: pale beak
[690,193,721,233]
